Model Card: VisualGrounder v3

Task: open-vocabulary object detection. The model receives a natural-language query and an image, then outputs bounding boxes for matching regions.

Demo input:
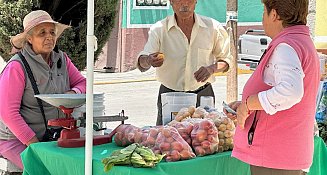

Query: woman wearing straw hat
[0,10,86,169]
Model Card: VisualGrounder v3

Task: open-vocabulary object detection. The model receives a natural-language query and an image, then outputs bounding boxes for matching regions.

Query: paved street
[90,68,251,129]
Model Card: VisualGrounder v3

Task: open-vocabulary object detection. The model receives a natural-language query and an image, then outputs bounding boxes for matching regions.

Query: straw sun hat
[10,10,70,49]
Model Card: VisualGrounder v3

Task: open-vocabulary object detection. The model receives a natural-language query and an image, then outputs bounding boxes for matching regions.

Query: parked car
[238,30,271,70]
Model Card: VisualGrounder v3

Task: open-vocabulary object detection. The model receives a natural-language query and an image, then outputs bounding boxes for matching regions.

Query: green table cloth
[21,136,327,175]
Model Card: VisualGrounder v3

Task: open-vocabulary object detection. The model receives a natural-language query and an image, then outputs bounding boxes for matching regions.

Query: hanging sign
[226,11,238,22]
[133,0,170,9]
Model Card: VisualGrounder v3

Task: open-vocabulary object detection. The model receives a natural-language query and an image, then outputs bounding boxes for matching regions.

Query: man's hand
[148,52,164,67]
[194,66,214,82]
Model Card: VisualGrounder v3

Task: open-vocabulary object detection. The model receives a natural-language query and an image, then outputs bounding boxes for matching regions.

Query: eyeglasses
[248,110,258,145]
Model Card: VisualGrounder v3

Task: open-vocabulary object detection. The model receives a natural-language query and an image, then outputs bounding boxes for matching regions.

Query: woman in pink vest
[224,0,320,174]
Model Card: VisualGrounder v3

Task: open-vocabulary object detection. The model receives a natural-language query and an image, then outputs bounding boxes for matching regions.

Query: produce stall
[21,136,327,175]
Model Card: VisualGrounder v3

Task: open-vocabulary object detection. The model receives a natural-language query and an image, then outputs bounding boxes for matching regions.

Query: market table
[21,136,327,175]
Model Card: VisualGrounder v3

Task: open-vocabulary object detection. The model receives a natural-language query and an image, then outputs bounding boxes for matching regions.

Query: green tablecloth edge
[21,136,327,175]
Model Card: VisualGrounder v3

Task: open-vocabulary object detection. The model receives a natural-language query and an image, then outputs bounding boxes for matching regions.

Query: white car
[238,30,272,70]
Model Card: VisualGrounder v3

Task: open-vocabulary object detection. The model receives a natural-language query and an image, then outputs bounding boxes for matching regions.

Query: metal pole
[86,0,96,174]
[226,0,238,103]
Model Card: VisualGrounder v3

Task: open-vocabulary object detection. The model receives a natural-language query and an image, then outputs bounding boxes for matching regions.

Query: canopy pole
[226,0,238,103]
[85,0,95,174]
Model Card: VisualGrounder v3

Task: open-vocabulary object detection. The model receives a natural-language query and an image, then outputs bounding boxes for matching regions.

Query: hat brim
[10,20,70,49]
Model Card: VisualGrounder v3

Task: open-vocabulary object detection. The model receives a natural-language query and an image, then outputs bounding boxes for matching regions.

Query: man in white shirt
[137,0,231,125]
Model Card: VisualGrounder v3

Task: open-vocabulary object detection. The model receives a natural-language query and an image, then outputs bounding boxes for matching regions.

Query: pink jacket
[0,55,86,144]
[232,25,320,170]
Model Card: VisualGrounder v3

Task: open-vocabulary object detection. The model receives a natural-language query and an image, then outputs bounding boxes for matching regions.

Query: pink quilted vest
[232,25,320,170]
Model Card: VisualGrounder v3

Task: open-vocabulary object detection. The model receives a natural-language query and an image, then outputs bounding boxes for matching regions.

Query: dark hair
[261,0,308,27]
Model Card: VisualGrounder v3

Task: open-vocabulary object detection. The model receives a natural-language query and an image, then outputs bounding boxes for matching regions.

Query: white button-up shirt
[138,14,231,91]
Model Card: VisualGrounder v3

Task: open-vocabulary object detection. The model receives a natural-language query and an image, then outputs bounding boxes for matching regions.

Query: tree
[0,0,118,70]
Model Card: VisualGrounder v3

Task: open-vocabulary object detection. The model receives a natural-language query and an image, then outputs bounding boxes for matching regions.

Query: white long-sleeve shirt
[258,43,305,115]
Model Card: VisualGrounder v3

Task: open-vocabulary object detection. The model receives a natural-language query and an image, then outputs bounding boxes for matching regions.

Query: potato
[167,120,178,126]
[218,131,225,139]
[195,129,208,142]
[183,111,191,118]
[162,128,171,137]
[194,146,206,156]
[201,140,211,149]
[186,124,194,134]
[199,120,212,130]
[169,150,181,161]
[188,106,196,115]
[154,149,161,154]
[159,142,171,151]
[218,146,224,153]
[224,130,233,138]
[149,128,159,137]
[218,124,227,131]
[207,134,218,143]
[171,141,184,152]
[146,136,156,146]
[165,137,175,143]
[229,143,234,149]
[192,140,201,147]
[134,132,143,143]
[225,138,233,145]
[180,150,195,160]
[223,144,230,151]
[226,123,234,130]
[192,113,202,118]
[222,117,229,125]
[157,53,165,60]
[213,118,222,127]
[192,107,208,118]
[175,115,184,122]
[219,139,225,146]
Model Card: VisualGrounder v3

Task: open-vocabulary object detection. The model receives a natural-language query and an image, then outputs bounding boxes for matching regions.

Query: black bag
[42,128,63,142]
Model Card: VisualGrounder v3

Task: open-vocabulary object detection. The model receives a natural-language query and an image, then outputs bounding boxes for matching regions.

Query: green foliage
[0,0,34,60]
[318,119,327,144]
[0,0,118,70]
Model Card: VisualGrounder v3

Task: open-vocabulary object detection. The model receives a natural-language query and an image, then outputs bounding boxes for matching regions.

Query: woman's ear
[271,9,280,21]
[26,35,32,44]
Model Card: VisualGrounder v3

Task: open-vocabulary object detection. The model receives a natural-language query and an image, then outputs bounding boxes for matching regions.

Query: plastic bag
[114,124,140,146]
[168,121,193,145]
[207,112,235,152]
[190,119,219,156]
[155,126,195,161]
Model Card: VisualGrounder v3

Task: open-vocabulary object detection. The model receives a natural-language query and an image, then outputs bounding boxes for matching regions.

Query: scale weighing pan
[34,93,119,148]
[34,94,86,108]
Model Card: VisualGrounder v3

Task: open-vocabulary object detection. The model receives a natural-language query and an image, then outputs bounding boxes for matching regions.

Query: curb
[94,69,253,85]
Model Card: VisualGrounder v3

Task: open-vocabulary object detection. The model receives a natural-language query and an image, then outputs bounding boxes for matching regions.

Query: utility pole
[226,0,238,103]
